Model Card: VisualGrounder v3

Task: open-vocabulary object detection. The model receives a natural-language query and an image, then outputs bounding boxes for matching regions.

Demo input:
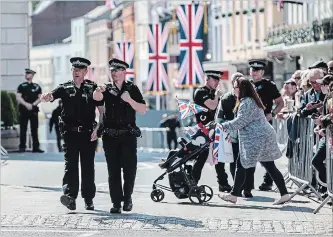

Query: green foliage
[1,91,16,128]
[8,92,19,125]
[32,1,40,11]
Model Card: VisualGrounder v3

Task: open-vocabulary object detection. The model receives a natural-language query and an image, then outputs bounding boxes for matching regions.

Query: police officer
[93,58,147,214]
[249,59,284,191]
[40,57,104,211]
[16,68,44,153]
[192,70,232,192]
[49,100,63,152]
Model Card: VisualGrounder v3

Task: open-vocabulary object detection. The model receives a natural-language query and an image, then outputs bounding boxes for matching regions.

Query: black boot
[110,203,121,214]
[60,195,76,210]
[84,199,94,210]
[123,197,133,212]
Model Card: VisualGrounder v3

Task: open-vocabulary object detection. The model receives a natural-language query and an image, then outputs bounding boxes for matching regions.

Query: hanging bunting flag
[146,23,169,94]
[113,41,135,82]
[176,3,205,88]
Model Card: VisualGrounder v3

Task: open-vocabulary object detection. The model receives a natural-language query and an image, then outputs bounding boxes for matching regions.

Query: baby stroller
[150,121,216,204]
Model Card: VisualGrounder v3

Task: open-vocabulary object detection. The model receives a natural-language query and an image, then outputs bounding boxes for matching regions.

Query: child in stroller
[150,121,216,204]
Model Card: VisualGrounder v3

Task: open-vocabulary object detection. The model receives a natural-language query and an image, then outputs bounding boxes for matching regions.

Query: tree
[8,92,19,125]
[1,91,15,128]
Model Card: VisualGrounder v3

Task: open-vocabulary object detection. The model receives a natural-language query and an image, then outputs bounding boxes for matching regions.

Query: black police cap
[249,60,266,70]
[308,60,328,70]
[109,58,129,70]
[25,68,36,74]
[70,57,91,68]
[205,70,223,80]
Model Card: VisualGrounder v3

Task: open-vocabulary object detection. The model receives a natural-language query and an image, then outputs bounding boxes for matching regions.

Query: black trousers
[62,131,97,200]
[192,144,237,187]
[103,133,137,206]
[19,112,40,150]
[312,138,327,192]
[55,126,62,152]
[261,119,274,185]
[231,157,288,197]
[167,132,177,150]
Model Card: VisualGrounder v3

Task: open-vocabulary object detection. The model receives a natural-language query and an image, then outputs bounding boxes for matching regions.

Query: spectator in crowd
[311,75,333,198]
[159,113,181,150]
[308,60,328,75]
[328,60,333,75]
[292,70,302,88]
[298,68,325,117]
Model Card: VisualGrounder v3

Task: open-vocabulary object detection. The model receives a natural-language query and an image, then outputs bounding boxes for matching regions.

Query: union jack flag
[146,23,169,94]
[177,4,205,87]
[212,123,222,163]
[113,41,135,82]
[176,98,208,120]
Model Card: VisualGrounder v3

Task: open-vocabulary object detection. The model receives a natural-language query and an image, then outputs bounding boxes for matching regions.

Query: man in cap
[16,68,44,153]
[40,57,104,211]
[249,59,284,191]
[93,58,147,214]
[191,70,232,193]
[308,60,328,75]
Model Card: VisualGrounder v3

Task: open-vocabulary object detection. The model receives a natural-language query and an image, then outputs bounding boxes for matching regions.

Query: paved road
[1,152,332,236]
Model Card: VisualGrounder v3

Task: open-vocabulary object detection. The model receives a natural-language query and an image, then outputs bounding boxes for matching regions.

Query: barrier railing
[274,115,333,213]
[137,127,170,152]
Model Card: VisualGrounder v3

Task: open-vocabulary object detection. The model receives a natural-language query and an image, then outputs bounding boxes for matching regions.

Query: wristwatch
[271,112,276,118]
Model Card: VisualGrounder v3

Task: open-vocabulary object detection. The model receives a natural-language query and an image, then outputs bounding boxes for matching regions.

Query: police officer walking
[249,60,284,191]
[93,58,147,214]
[40,57,104,211]
[16,68,44,153]
[192,70,232,192]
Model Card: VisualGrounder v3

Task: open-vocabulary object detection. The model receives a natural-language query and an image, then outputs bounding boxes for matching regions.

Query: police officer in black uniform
[40,57,104,211]
[16,69,44,153]
[49,100,63,152]
[93,58,147,214]
[192,70,232,192]
[249,60,284,191]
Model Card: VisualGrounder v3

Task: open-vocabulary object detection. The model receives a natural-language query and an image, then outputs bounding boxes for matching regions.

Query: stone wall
[0,1,29,92]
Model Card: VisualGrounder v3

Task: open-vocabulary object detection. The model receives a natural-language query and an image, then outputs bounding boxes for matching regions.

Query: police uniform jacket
[254,78,281,115]
[17,82,42,113]
[51,80,102,127]
[193,86,217,125]
[101,81,145,129]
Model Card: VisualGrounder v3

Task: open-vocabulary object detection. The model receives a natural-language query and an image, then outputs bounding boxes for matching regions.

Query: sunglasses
[110,68,124,72]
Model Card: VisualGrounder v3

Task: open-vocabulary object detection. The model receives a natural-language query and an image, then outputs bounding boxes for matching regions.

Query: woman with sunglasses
[217,77,290,205]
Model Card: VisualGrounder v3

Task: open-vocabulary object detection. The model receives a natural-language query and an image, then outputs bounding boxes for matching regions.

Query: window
[66,55,71,73]
[247,18,252,42]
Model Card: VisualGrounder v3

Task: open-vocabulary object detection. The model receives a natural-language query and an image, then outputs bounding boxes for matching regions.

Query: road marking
[1,229,100,235]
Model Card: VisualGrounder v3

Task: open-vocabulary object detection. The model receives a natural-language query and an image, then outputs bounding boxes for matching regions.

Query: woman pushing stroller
[217,77,290,205]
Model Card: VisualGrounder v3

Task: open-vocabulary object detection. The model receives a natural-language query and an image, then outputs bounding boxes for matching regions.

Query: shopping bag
[214,123,234,163]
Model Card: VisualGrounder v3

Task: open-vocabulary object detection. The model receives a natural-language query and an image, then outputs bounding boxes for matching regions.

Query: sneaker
[218,193,237,204]
[60,195,76,210]
[273,194,290,205]
[219,184,232,193]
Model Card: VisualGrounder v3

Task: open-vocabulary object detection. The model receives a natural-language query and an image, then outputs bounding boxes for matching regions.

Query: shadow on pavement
[169,201,316,213]
[92,209,205,230]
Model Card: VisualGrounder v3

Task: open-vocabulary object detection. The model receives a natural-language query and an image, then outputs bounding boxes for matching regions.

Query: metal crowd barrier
[274,115,333,213]
[285,117,323,203]
[313,127,333,213]
[137,127,170,152]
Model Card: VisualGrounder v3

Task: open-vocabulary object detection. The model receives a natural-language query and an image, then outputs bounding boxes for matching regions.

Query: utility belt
[58,116,95,135]
[100,124,142,138]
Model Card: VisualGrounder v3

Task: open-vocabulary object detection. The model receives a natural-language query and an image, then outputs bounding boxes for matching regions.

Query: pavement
[1,151,332,236]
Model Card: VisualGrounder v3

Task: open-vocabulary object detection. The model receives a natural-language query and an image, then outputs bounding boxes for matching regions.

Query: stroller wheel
[188,186,207,204]
[199,185,213,202]
[151,189,165,202]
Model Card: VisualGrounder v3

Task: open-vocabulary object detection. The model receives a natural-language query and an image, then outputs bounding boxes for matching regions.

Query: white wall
[52,43,71,86]
[0,1,29,92]
[71,18,87,58]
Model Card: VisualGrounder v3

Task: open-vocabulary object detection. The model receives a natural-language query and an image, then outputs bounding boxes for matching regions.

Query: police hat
[308,60,328,70]
[205,70,223,80]
[25,68,36,74]
[249,59,266,70]
[70,57,91,68]
[109,58,129,70]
